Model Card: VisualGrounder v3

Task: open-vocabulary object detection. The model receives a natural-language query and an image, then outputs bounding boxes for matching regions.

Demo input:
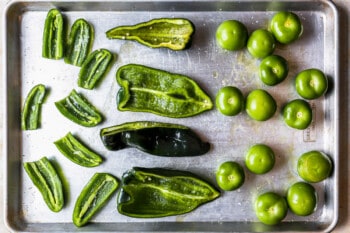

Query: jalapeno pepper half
[42,8,64,59]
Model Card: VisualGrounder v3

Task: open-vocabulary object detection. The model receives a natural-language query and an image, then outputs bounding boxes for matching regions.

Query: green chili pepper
[55,89,103,127]
[65,18,94,66]
[106,18,195,50]
[21,84,47,130]
[54,132,103,167]
[116,64,213,118]
[118,167,220,218]
[73,173,119,227]
[100,121,210,157]
[78,49,113,89]
[42,8,64,59]
[23,157,64,212]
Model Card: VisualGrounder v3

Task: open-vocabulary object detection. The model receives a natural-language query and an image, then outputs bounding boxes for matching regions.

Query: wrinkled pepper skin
[23,157,64,212]
[117,167,220,218]
[73,173,119,227]
[100,121,210,157]
[42,8,64,59]
[106,18,195,50]
[55,89,103,127]
[54,132,103,167]
[21,84,47,130]
[78,49,113,89]
[116,64,213,118]
[65,18,94,66]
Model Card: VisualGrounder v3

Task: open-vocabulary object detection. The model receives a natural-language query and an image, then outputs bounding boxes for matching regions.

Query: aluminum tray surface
[3,0,339,232]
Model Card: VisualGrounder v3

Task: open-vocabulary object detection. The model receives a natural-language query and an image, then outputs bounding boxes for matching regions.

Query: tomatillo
[247,29,276,59]
[295,68,328,100]
[245,144,275,174]
[255,192,288,225]
[245,89,277,121]
[216,161,245,191]
[282,99,312,130]
[259,55,289,86]
[216,20,248,51]
[270,11,303,44]
[286,182,317,216]
[215,86,245,116]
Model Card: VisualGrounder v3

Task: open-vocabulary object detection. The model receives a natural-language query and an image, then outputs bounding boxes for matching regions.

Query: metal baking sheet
[3,0,339,232]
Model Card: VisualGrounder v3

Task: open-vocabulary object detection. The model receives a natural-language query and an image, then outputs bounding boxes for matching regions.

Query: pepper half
[73,173,119,227]
[55,89,103,127]
[54,132,103,167]
[21,84,47,130]
[118,167,220,218]
[106,18,195,50]
[116,64,213,118]
[23,157,64,212]
[42,8,64,59]
[100,121,210,157]
[78,49,113,89]
[65,18,94,66]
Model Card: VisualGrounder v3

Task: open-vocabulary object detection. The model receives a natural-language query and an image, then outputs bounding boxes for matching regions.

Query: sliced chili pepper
[54,132,103,167]
[78,49,113,90]
[118,167,220,218]
[55,89,103,127]
[116,64,213,118]
[65,18,94,66]
[106,18,195,50]
[21,84,47,130]
[73,173,119,227]
[100,121,210,157]
[42,8,64,59]
[23,157,64,212]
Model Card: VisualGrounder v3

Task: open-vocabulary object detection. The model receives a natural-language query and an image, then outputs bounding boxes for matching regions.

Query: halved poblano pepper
[118,167,220,218]
[42,8,64,59]
[23,156,64,212]
[65,18,94,66]
[73,173,119,227]
[100,121,210,157]
[21,84,47,130]
[116,64,213,118]
[55,89,103,127]
[78,49,113,89]
[54,132,103,167]
[106,18,195,50]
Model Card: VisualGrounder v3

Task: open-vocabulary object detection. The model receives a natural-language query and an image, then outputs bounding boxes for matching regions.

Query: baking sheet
[3,0,339,232]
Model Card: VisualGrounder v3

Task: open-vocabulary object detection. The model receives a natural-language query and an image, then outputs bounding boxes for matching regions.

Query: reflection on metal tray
[3,0,339,232]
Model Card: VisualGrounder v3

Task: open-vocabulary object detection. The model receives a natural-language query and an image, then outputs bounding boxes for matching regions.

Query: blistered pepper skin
[117,167,220,218]
[42,8,64,59]
[100,121,210,157]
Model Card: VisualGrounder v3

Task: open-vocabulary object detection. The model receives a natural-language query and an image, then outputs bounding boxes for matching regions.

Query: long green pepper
[42,8,64,59]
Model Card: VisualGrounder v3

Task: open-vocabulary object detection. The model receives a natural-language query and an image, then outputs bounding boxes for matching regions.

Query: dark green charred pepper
[55,89,103,127]
[54,132,103,167]
[116,64,213,118]
[65,18,94,66]
[78,49,113,89]
[21,84,47,130]
[118,167,220,218]
[106,18,195,50]
[42,8,64,59]
[23,157,64,212]
[100,121,210,157]
[73,173,119,227]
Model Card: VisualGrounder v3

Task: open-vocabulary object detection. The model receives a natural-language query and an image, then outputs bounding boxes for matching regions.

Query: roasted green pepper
[54,132,103,167]
[65,18,94,66]
[100,121,210,157]
[118,167,220,218]
[21,84,47,130]
[55,89,103,127]
[23,157,64,212]
[42,8,64,59]
[78,49,113,89]
[106,18,195,50]
[116,64,213,118]
[73,173,119,227]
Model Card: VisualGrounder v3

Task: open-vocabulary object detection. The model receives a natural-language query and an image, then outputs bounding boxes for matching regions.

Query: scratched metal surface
[3,0,339,232]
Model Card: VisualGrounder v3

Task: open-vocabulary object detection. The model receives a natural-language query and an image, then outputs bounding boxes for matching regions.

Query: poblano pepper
[116,64,213,118]
[23,157,64,212]
[73,173,119,227]
[117,167,220,218]
[42,8,64,59]
[106,18,195,50]
[100,121,210,157]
